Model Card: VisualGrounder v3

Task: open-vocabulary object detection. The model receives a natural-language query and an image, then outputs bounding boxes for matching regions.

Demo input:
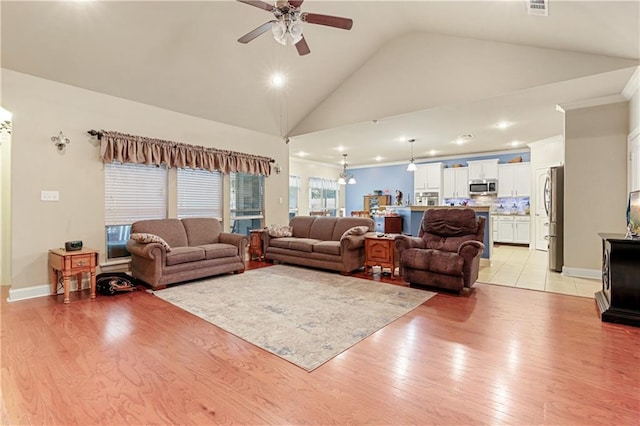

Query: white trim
[622,66,639,100]
[7,284,51,302]
[628,126,640,144]
[353,148,529,170]
[562,267,601,280]
[557,94,627,112]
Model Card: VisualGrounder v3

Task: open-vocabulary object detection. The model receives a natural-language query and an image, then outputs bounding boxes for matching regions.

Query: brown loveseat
[394,208,485,293]
[263,216,375,274]
[126,218,248,289]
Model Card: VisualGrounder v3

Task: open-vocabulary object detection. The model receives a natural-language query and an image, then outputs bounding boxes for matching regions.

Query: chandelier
[338,153,356,185]
[406,138,416,171]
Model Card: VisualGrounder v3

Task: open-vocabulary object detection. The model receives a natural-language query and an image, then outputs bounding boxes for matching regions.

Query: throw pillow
[267,224,293,238]
[130,233,172,252]
[341,225,370,239]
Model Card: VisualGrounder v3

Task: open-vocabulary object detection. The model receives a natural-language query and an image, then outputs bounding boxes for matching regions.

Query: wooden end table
[48,248,99,304]
[365,234,399,279]
[249,229,264,261]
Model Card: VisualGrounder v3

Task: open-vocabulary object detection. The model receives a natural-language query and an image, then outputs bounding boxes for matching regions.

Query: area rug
[153,265,436,371]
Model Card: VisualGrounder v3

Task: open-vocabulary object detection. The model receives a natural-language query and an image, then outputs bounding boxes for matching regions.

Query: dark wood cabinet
[596,233,640,327]
[384,216,403,234]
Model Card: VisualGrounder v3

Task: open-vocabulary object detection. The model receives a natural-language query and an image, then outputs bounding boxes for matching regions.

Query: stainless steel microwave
[469,179,497,195]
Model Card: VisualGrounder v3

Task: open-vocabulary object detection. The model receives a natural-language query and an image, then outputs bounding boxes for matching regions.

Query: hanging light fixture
[406,139,417,171]
[338,153,356,185]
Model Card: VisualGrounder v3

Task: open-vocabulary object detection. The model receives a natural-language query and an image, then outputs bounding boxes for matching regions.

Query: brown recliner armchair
[395,208,485,294]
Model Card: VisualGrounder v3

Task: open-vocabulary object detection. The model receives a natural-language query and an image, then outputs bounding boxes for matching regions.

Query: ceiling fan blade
[236,0,276,12]
[302,13,353,30]
[289,0,304,7]
[238,20,276,44]
[295,36,310,56]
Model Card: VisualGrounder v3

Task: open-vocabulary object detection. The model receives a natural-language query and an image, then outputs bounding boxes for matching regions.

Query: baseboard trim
[7,284,51,302]
[562,267,601,280]
[7,281,89,302]
[480,258,490,267]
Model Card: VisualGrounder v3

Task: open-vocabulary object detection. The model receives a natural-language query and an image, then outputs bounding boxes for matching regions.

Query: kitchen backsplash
[444,196,531,215]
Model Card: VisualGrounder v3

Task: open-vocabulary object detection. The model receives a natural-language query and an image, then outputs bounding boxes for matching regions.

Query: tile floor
[480,244,602,298]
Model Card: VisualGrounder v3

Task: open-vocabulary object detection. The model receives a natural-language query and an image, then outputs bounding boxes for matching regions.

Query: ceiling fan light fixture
[272,20,303,45]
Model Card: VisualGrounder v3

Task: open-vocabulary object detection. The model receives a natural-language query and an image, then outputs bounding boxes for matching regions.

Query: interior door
[534,167,550,251]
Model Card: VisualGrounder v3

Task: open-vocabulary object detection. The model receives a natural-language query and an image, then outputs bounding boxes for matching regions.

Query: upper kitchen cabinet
[498,163,531,198]
[414,162,443,192]
[467,159,498,181]
[443,167,469,198]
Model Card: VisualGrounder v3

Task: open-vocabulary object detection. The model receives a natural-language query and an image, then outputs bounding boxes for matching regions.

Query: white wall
[624,67,640,191]
[2,69,289,290]
[0,121,11,285]
[564,101,628,276]
[289,157,343,217]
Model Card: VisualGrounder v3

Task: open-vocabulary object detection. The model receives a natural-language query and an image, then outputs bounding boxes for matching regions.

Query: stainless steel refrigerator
[545,166,564,272]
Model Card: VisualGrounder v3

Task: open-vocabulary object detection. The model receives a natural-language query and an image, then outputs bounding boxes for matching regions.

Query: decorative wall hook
[51,131,71,150]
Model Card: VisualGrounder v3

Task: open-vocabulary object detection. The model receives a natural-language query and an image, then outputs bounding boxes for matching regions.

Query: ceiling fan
[236,0,353,56]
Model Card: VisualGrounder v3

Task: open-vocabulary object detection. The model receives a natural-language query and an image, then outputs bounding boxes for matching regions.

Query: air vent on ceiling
[527,0,549,16]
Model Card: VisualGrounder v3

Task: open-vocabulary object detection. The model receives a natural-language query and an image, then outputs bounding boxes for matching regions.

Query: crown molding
[556,94,627,112]
[622,66,640,100]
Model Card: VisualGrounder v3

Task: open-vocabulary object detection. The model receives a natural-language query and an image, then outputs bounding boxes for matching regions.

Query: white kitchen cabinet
[514,216,531,244]
[498,163,531,197]
[443,167,469,198]
[414,162,442,192]
[468,159,498,180]
[495,215,530,244]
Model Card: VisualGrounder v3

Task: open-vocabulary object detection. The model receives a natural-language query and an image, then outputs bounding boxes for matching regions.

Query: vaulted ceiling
[2,1,639,166]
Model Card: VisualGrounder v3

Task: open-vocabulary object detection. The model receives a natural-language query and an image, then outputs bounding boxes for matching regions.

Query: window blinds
[177,168,223,220]
[230,172,264,218]
[104,162,168,225]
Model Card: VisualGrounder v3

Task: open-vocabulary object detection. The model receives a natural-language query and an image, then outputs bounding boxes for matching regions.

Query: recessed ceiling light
[495,121,511,129]
[336,146,346,152]
[270,73,285,87]
[374,155,383,162]
[453,134,473,145]
[510,140,521,147]
[429,149,437,156]
[297,151,307,157]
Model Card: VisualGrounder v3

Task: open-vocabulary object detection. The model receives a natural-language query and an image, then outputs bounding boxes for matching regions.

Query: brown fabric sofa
[394,208,485,293]
[126,218,248,290]
[263,216,375,274]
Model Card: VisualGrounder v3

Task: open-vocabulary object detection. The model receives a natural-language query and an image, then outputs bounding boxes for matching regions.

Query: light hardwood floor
[1,258,637,425]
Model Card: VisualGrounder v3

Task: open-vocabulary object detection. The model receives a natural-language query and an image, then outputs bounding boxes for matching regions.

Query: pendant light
[338,153,356,185]
[407,139,417,171]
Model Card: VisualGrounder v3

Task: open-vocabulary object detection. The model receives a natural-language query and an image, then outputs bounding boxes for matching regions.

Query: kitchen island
[382,205,492,261]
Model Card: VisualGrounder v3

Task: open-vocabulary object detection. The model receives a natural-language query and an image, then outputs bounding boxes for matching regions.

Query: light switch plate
[41,190,59,201]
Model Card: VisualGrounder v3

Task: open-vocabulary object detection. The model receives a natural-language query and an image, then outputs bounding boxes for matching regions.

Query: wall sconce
[51,131,71,151]
[274,163,282,174]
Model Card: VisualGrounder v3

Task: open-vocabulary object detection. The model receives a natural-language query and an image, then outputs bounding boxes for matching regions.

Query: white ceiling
[2,1,639,167]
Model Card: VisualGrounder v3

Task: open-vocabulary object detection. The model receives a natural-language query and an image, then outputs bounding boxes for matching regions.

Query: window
[177,168,223,220]
[289,175,301,220]
[308,177,339,216]
[230,172,264,235]
[104,162,168,260]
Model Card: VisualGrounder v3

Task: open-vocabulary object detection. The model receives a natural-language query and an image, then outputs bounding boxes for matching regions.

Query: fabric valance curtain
[99,130,273,176]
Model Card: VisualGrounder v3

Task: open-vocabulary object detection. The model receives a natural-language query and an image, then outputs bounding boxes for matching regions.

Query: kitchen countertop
[408,205,491,213]
[492,212,531,216]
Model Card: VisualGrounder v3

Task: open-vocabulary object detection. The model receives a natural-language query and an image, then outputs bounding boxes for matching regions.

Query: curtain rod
[88,129,275,163]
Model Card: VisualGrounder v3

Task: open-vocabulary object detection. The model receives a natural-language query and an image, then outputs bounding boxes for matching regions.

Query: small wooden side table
[364,234,399,279]
[48,248,99,304]
[249,229,264,261]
